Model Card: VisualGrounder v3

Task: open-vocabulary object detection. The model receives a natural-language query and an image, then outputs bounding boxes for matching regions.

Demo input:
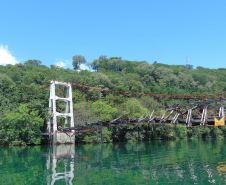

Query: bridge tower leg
[186,105,192,127]
[219,97,225,125]
[201,103,208,126]
[219,97,225,117]
[47,80,75,144]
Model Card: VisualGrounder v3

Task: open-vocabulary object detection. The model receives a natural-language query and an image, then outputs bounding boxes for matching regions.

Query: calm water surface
[1,139,226,184]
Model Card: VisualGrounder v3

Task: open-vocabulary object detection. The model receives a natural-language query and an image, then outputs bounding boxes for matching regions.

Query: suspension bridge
[43,80,226,144]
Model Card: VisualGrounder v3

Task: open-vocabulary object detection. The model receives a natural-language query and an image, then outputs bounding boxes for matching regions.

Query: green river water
[1,139,226,184]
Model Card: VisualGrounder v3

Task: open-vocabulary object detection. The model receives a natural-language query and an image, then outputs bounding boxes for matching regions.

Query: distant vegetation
[0,56,226,145]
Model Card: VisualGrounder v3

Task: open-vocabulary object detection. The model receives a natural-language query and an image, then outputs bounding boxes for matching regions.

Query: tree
[4,104,44,145]
[90,55,107,71]
[72,55,86,70]
[91,73,111,88]
[135,62,155,77]
[185,64,193,70]
[0,73,15,87]
[123,61,135,73]
[178,72,197,89]
[108,57,125,71]
[24,60,42,66]
[125,98,148,119]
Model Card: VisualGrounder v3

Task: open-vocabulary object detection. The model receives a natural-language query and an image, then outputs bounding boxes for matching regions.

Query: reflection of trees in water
[42,139,226,184]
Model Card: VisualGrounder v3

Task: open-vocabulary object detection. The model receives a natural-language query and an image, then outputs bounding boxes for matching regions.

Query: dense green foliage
[75,124,226,143]
[0,56,226,145]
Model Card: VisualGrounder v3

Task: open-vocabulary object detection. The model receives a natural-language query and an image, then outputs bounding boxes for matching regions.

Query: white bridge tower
[47,80,74,135]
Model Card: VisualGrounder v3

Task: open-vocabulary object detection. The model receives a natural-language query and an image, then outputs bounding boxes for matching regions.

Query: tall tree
[90,55,107,71]
[72,55,86,70]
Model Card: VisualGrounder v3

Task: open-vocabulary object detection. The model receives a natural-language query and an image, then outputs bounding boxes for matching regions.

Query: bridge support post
[47,80,75,144]
[218,97,225,125]
[186,106,192,127]
[172,113,180,124]
[96,126,99,143]
[160,110,166,123]
[100,124,103,144]
[219,97,225,118]
[96,125,103,143]
[201,103,208,126]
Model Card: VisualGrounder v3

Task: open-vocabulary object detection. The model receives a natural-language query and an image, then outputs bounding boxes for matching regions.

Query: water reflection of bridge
[43,141,224,184]
[44,145,75,185]
[43,144,104,185]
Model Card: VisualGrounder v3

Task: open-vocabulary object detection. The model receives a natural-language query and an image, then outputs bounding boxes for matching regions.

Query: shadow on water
[2,139,226,184]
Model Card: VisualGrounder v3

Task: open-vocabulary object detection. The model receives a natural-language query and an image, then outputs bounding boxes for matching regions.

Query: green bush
[125,131,145,142]
[154,125,177,139]
[210,127,223,138]
[2,104,44,145]
[189,127,211,138]
[187,128,193,138]
[219,126,226,137]
[81,127,112,143]
[74,125,226,144]
[175,127,187,139]
[202,126,211,138]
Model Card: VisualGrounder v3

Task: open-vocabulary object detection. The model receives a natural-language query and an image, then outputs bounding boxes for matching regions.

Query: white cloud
[55,58,92,71]
[55,61,66,68]
[0,45,18,65]
[80,64,90,70]
[55,59,73,68]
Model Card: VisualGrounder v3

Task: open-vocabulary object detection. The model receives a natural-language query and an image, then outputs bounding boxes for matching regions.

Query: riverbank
[2,124,225,146]
[72,124,226,144]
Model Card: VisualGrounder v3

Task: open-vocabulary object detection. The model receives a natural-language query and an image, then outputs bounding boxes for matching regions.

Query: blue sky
[0,0,226,69]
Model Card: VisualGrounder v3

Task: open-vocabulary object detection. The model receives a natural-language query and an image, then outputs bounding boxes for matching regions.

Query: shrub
[175,127,187,139]
[81,127,112,143]
[125,131,145,142]
[219,126,226,137]
[202,126,211,138]
[210,127,223,138]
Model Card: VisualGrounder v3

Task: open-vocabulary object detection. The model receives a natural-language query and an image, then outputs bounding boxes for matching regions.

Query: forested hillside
[0,56,226,145]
